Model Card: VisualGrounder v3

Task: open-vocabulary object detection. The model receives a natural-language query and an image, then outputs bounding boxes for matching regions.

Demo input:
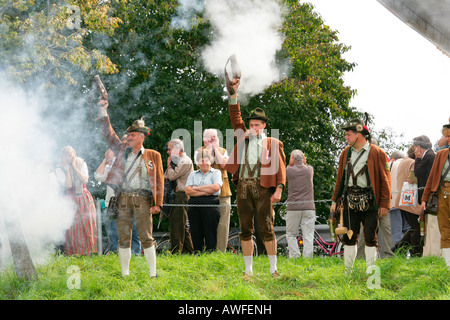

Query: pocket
[133,195,143,208]
[119,195,127,210]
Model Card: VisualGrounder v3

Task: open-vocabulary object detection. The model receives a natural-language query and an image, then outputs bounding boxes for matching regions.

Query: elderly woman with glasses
[185,148,223,253]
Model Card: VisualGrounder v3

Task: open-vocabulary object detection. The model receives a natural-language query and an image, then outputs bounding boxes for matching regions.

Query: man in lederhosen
[98,100,164,277]
[224,78,286,278]
[330,119,391,272]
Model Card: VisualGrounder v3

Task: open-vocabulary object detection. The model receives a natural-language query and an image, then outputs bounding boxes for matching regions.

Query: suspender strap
[122,150,142,190]
[346,149,367,186]
[241,139,261,179]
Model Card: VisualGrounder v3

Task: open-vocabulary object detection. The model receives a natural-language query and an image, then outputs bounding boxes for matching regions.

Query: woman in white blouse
[185,149,223,253]
[56,146,97,256]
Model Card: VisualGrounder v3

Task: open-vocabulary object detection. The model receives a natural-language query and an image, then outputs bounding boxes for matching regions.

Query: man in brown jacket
[421,123,450,268]
[224,78,286,278]
[330,119,391,272]
[98,100,164,277]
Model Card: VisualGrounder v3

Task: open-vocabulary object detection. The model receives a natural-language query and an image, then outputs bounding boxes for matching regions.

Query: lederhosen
[236,140,275,242]
[342,149,379,246]
[117,150,155,249]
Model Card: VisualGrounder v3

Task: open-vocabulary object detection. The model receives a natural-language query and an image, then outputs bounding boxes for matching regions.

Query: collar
[249,132,266,143]
[126,146,145,159]
[422,148,431,159]
[197,168,214,175]
[351,140,370,153]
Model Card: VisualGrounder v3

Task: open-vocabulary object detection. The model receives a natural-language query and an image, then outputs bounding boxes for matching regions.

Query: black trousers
[188,196,220,253]
[397,209,422,257]
[342,204,379,247]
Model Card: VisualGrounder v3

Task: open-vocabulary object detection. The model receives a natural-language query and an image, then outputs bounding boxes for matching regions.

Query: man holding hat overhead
[224,77,286,278]
[97,100,164,278]
[330,119,391,273]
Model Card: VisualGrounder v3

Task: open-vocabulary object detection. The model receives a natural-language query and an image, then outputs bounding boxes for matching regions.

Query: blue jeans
[103,208,141,255]
[389,208,410,246]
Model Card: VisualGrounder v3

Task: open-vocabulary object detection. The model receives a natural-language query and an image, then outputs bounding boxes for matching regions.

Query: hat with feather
[127,116,151,136]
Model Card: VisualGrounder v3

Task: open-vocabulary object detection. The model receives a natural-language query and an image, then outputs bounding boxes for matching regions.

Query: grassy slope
[0,252,448,300]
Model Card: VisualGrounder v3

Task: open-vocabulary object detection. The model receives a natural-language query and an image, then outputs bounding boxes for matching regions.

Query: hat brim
[341,125,369,135]
[127,126,150,135]
[246,116,268,122]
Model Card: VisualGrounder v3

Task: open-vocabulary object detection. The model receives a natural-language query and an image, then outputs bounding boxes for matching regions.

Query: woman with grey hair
[285,149,316,258]
[185,149,223,253]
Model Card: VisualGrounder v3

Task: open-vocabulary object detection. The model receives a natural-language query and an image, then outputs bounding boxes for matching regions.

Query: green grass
[0,252,448,300]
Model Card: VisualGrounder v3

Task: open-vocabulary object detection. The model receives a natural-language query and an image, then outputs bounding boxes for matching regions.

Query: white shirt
[347,141,371,188]
[123,146,150,191]
[240,133,266,178]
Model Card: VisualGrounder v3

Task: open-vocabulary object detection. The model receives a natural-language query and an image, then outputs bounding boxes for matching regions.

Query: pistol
[93,75,108,101]
[224,54,241,95]
[90,75,108,120]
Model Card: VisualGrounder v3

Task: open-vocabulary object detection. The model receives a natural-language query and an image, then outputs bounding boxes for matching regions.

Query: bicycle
[155,233,171,254]
[277,227,343,258]
[226,231,258,256]
[155,230,258,255]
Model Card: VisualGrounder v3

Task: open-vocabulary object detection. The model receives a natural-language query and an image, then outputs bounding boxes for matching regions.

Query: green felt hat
[245,107,269,122]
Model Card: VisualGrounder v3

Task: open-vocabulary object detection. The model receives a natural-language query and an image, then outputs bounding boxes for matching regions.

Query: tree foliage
[1,0,404,226]
[0,0,121,87]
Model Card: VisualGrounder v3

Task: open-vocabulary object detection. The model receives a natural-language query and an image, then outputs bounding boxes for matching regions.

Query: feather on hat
[127,116,151,136]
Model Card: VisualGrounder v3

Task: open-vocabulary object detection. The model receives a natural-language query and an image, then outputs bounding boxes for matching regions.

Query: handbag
[425,152,450,215]
[106,194,119,219]
[425,192,438,215]
[399,182,418,207]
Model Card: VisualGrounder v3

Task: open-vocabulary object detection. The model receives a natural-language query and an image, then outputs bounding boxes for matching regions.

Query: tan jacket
[422,148,450,203]
[99,115,164,208]
[393,158,421,215]
[224,103,286,189]
[332,144,391,210]
[164,153,193,192]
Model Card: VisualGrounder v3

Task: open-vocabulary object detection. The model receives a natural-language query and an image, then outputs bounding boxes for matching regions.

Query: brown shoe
[271,271,280,278]
[243,272,253,281]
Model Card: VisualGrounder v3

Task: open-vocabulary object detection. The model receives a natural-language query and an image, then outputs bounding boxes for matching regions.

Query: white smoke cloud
[171,0,205,31]
[172,0,288,97]
[0,76,75,268]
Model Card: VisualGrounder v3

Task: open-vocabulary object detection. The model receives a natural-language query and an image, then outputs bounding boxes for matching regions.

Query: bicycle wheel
[156,239,171,254]
[276,234,288,256]
[278,231,318,257]
[276,234,301,257]
[333,238,344,258]
[227,234,258,256]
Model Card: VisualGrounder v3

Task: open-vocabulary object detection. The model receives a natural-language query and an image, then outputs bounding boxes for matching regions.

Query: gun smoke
[0,76,77,269]
[172,0,289,98]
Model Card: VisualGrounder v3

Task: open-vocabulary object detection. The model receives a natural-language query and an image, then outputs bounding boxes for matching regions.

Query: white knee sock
[268,255,277,274]
[244,255,253,275]
[443,248,450,269]
[365,246,378,267]
[144,246,157,277]
[118,247,131,276]
[344,245,357,273]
